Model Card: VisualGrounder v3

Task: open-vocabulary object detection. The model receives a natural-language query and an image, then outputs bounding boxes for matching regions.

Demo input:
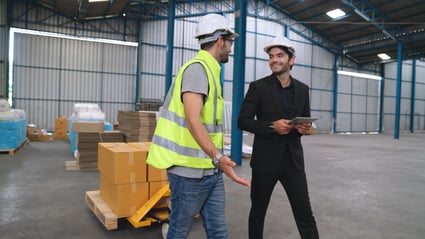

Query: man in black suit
[238,36,319,239]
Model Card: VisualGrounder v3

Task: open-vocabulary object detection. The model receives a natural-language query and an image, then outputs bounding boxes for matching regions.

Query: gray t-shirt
[167,62,218,178]
[181,62,208,102]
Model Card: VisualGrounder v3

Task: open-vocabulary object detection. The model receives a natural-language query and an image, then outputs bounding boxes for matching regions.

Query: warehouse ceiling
[31,0,425,65]
[270,0,425,65]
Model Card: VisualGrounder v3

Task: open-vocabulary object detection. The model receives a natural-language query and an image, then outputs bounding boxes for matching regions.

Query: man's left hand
[295,122,311,135]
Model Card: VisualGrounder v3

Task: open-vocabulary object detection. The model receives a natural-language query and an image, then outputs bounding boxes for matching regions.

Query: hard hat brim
[197,30,239,45]
[264,44,295,57]
[264,44,290,53]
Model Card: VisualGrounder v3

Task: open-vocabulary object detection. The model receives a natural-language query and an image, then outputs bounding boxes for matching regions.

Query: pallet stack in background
[117,111,157,142]
[77,131,125,169]
[98,142,168,218]
[0,99,27,151]
[0,114,26,149]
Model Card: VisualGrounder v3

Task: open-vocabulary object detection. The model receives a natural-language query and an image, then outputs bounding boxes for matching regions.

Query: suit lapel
[269,74,284,116]
[290,78,301,119]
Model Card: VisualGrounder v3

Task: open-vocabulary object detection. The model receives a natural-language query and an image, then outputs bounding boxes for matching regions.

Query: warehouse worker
[146,13,250,239]
[238,36,319,239]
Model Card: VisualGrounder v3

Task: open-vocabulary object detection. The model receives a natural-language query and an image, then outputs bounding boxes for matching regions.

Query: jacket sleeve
[237,81,274,138]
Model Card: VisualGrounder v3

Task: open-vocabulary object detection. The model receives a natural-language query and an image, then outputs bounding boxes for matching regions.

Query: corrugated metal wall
[0,0,6,98]
[383,60,425,131]
[415,61,425,130]
[336,74,380,132]
[138,19,168,101]
[12,32,137,130]
[5,0,424,133]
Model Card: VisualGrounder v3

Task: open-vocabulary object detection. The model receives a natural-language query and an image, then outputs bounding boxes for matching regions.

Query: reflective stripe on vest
[147,50,224,169]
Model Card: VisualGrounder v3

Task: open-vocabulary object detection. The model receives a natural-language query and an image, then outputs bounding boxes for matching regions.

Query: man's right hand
[273,119,294,135]
[218,155,251,187]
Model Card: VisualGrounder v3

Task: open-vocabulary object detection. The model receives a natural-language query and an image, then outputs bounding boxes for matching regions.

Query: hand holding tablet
[288,117,318,125]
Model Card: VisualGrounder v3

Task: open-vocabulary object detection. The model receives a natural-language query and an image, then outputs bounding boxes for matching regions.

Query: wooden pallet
[85,190,118,230]
[0,138,30,156]
[65,160,97,171]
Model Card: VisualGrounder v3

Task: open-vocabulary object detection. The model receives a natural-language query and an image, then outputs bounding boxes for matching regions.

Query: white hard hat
[263,36,295,56]
[195,13,239,44]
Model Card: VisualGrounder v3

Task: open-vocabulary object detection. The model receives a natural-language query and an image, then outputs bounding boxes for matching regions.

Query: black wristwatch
[269,121,275,132]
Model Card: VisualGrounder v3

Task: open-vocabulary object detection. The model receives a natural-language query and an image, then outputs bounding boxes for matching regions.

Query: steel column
[378,64,384,133]
[332,53,339,133]
[394,42,402,139]
[410,58,416,133]
[230,0,247,166]
[165,1,175,95]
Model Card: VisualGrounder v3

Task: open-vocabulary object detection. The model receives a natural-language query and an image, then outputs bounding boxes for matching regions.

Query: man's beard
[219,54,229,63]
[219,45,229,63]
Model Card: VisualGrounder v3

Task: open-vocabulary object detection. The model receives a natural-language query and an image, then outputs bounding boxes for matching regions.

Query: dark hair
[274,46,294,60]
[200,41,216,50]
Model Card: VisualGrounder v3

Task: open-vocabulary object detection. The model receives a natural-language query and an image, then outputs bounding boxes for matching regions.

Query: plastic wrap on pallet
[0,99,11,112]
[0,112,19,121]
[73,103,101,113]
[70,103,105,122]
[80,111,105,121]
[70,111,105,122]
[11,109,26,119]
[0,118,27,149]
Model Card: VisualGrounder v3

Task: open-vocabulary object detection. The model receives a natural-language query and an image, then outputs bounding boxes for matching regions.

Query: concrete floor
[1,132,425,239]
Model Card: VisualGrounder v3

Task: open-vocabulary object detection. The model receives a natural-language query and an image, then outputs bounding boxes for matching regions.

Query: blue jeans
[166,172,228,239]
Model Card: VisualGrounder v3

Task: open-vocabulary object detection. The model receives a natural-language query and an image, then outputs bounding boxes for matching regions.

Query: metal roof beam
[340,0,396,41]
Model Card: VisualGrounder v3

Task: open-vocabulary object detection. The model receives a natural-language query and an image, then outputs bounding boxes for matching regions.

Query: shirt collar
[272,74,294,89]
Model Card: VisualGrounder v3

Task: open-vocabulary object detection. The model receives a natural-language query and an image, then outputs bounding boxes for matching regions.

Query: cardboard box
[149,181,169,199]
[55,116,68,130]
[37,129,52,141]
[26,124,37,136]
[98,143,147,184]
[100,173,148,217]
[54,128,68,139]
[149,181,170,209]
[72,121,104,133]
[148,165,168,182]
[28,133,38,141]
[127,142,168,182]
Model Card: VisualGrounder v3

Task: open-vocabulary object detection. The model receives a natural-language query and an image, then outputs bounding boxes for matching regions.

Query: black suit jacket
[238,74,310,172]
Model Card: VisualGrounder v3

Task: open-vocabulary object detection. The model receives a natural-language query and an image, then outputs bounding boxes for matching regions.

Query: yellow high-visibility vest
[147,50,224,169]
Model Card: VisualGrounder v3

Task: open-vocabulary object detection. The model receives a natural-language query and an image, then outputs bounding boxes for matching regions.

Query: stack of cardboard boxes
[26,124,52,142]
[77,131,125,169]
[117,111,157,142]
[54,116,68,140]
[98,142,168,217]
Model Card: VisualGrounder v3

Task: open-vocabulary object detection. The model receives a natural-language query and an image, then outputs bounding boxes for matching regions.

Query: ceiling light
[88,0,109,2]
[337,70,382,80]
[326,9,346,19]
[377,53,391,60]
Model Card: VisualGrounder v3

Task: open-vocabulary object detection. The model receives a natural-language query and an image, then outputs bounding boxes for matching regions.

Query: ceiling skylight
[326,9,346,19]
[377,53,391,60]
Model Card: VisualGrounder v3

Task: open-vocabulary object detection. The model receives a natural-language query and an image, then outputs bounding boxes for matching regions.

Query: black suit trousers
[248,158,319,239]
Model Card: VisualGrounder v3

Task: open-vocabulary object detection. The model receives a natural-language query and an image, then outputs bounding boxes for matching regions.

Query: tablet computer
[288,117,318,125]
